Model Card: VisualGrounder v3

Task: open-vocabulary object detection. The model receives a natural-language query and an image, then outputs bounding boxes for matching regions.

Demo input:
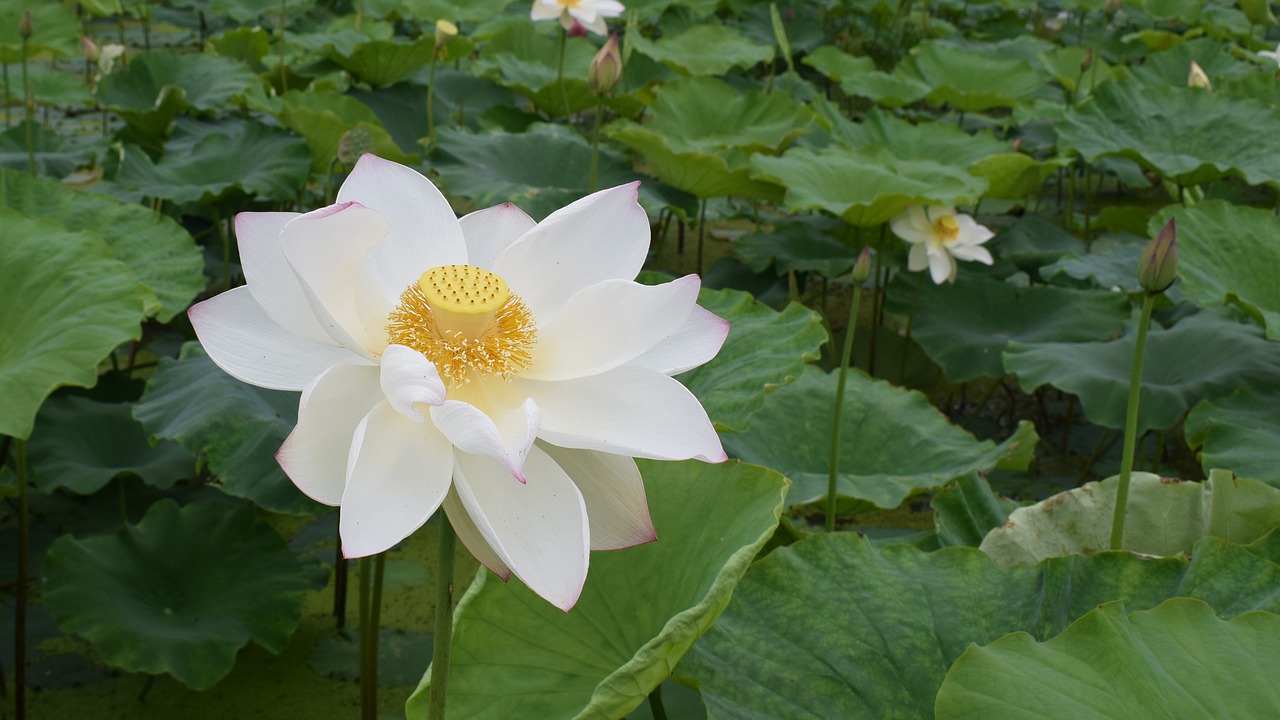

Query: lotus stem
[22,32,34,178]
[427,55,438,150]
[557,27,570,118]
[332,529,348,628]
[4,63,10,128]
[15,438,29,720]
[648,683,668,720]
[1108,292,1156,550]
[358,556,372,719]
[427,515,458,720]
[826,276,865,532]
[589,95,604,192]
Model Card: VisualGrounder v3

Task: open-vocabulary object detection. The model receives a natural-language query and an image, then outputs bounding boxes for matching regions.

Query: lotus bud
[568,19,588,38]
[852,246,873,284]
[1138,218,1177,294]
[434,19,457,52]
[82,36,101,62]
[1187,60,1211,90]
[589,33,622,96]
[19,9,32,39]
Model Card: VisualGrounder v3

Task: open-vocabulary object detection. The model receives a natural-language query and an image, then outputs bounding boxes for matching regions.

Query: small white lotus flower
[890,205,995,284]
[1259,43,1280,67]
[530,0,625,36]
[189,155,728,610]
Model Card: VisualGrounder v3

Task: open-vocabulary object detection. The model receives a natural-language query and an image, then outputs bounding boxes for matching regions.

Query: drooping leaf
[132,343,315,515]
[628,24,773,76]
[0,209,145,439]
[27,396,193,494]
[1004,309,1280,435]
[680,531,1280,720]
[404,459,788,720]
[0,168,204,322]
[43,499,322,690]
[722,366,1037,509]
[980,470,1280,566]
[884,275,1130,382]
[1185,389,1280,488]
[678,288,828,433]
[936,599,1280,719]
[1153,200,1280,341]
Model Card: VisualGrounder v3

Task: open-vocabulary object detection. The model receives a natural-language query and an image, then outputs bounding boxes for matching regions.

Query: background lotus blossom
[189,155,727,611]
[890,205,995,284]
[530,0,625,35]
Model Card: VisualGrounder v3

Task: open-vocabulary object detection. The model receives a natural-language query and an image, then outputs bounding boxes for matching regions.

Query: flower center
[556,0,582,7]
[934,215,961,244]
[386,265,536,387]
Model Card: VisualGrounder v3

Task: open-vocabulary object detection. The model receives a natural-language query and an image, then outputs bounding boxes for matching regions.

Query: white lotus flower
[1260,43,1280,67]
[530,0,625,36]
[890,205,995,285]
[189,155,728,610]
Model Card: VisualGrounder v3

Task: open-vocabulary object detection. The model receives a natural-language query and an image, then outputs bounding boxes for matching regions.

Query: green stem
[427,516,458,720]
[826,281,865,532]
[4,63,10,128]
[427,55,438,150]
[589,94,604,192]
[365,553,385,718]
[22,35,34,178]
[215,214,232,291]
[648,683,668,720]
[556,27,570,118]
[15,438,29,720]
[277,0,288,93]
[358,556,373,720]
[1109,293,1156,550]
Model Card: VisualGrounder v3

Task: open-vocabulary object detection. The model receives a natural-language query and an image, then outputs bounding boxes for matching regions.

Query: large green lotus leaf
[818,104,1008,165]
[627,77,811,155]
[932,473,1020,548]
[1127,37,1255,89]
[606,125,783,200]
[0,122,92,178]
[405,459,788,720]
[209,26,272,66]
[884,275,1130,382]
[628,24,772,76]
[115,120,311,204]
[980,470,1280,566]
[990,214,1087,276]
[96,49,259,114]
[431,124,687,221]
[402,0,517,22]
[0,2,79,61]
[751,146,988,227]
[733,216,855,279]
[1057,80,1280,187]
[1004,309,1280,435]
[678,288,828,433]
[969,152,1064,200]
[1040,235,1147,293]
[936,598,1280,719]
[209,0,317,22]
[27,396,193,494]
[897,40,1046,112]
[132,343,316,516]
[1153,200,1280,341]
[472,20,599,114]
[680,531,1280,720]
[1186,389,1280,487]
[276,90,407,171]
[0,209,145,439]
[28,65,94,108]
[42,499,321,690]
[802,45,876,83]
[723,366,1037,509]
[0,168,203,322]
[327,36,434,88]
[836,69,930,107]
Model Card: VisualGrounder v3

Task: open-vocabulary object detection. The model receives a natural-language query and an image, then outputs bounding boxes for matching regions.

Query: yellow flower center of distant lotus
[556,0,582,7]
[386,265,536,387]
[934,215,961,244]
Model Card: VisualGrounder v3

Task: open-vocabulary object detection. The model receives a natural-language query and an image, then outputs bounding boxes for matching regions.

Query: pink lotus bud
[82,36,101,62]
[1138,218,1177,294]
[568,20,588,38]
[589,34,622,96]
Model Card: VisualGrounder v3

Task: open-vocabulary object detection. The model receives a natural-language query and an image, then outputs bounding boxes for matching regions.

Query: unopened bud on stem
[1187,60,1211,90]
[589,33,622,96]
[20,9,33,39]
[1138,218,1178,294]
[852,246,873,284]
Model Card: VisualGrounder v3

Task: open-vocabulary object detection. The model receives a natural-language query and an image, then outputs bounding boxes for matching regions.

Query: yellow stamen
[386,265,536,387]
[935,215,961,244]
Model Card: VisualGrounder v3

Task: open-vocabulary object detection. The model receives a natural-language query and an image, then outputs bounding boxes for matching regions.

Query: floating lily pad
[404,459,788,720]
[43,499,321,691]
[27,396,193,494]
[936,599,1280,719]
[884,275,1130,382]
[115,120,311,204]
[751,145,988,227]
[679,288,828,433]
[723,366,1037,509]
[133,343,315,516]
[0,209,145,439]
[680,531,1280,720]
[0,168,204,322]
[1153,200,1280,341]
[1004,309,1280,435]
[628,24,773,76]
[1057,80,1280,187]
[1186,389,1280,487]
[979,470,1280,566]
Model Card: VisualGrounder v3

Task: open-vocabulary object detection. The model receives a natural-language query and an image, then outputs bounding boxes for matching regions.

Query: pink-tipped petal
[380,345,446,421]
[452,449,589,611]
[340,402,454,558]
[493,182,649,320]
[337,155,467,305]
[278,202,388,355]
[236,211,333,344]
[277,363,382,504]
[515,365,726,463]
[189,287,370,391]
[458,203,536,271]
[429,397,540,480]
[524,276,701,381]
[443,488,510,579]
[539,444,655,551]
[627,304,730,377]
